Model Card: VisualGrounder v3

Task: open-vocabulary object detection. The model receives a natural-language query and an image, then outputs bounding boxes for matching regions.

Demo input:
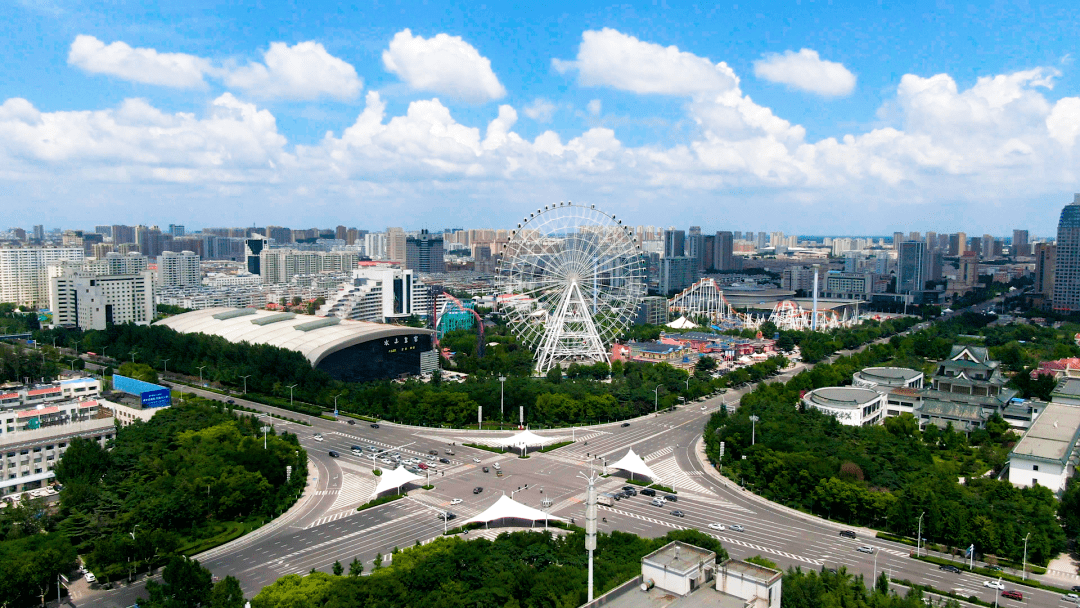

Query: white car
[983,580,1004,590]
[450,498,463,505]
[84,572,96,583]
[1062,593,1080,602]
[729,524,745,532]
[856,546,875,554]
[313,435,323,442]
[472,457,481,463]
[708,523,726,531]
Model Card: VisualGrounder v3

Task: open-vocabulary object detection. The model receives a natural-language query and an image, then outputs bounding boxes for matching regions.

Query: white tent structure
[494,429,558,449]
[608,448,658,481]
[373,465,424,496]
[462,494,567,527]
[666,316,697,329]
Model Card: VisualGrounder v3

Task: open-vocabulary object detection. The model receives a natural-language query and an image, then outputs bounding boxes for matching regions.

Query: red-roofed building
[1031,358,1080,380]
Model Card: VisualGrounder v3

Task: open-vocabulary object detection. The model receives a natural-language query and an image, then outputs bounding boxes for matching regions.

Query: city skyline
[2,2,1079,233]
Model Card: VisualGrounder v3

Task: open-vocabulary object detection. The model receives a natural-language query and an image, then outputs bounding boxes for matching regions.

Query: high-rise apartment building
[245,235,268,275]
[714,231,734,271]
[168,224,185,237]
[897,241,927,293]
[1034,243,1057,308]
[387,227,407,263]
[687,227,704,272]
[158,251,201,287]
[1013,229,1030,257]
[364,232,388,260]
[32,225,44,242]
[94,225,112,238]
[893,232,904,250]
[48,257,155,329]
[663,229,685,259]
[925,231,937,249]
[1053,195,1080,313]
[948,232,967,256]
[405,229,446,273]
[259,249,360,284]
[980,234,996,260]
[111,225,135,246]
[658,257,697,294]
[0,247,85,306]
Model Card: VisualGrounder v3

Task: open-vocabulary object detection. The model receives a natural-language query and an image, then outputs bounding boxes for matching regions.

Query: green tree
[348,557,363,577]
[142,556,212,608]
[210,576,245,608]
[53,436,111,484]
[332,560,343,576]
[117,361,159,384]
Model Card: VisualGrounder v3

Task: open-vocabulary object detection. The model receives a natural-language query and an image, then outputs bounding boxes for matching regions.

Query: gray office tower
[1053,195,1080,313]
[714,231,734,271]
[897,241,927,293]
[663,230,685,258]
[1012,229,1029,257]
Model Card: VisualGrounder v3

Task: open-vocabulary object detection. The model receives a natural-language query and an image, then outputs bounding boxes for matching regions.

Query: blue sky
[2,0,1079,236]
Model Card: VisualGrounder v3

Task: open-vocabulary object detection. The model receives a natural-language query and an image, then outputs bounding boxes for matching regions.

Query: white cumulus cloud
[553,28,738,96]
[587,99,602,116]
[223,41,362,101]
[753,49,857,97]
[68,35,210,88]
[523,98,557,123]
[382,29,506,102]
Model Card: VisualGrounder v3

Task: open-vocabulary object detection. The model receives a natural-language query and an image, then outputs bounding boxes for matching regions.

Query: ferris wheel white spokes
[496,202,646,374]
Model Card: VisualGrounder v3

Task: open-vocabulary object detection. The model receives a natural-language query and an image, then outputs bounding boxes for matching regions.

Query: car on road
[701,404,707,410]
[347,420,355,425]
[1062,592,1080,602]
[472,457,481,463]
[492,462,501,470]
[429,450,439,455]
[640,488,656,497]
[839,530,857,539]
[84,572,96,583]
[856,546,874,554]
[621,422,630,427]
[428,455,437,461]
[313,434,323,441]
[729,524,744,532]
[664,494,677,502]
[450,498,463,505]
[446,448,455,455]
[418,463,428,470]
[1072,585,1080,593]
[482,466,490,473]
[938,565,961,573]
[983,580,1004,590]
[226,399,235,404]
[439,458,450,464]
[1001,590,1022,601]
[351,445,363,452]
[624,488,637,496]
[671,510,685,517]
[328,450,339,458]
[438,511,456,521]
[496,470,503,477]
[370,423,379,428]
[708,523,726,531]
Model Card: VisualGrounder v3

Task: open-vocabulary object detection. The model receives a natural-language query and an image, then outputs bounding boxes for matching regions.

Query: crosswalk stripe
[647,456,717,496]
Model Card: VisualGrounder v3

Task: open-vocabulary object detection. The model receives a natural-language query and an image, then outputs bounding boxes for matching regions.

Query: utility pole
[197,365,207,384]
[161,359,169,374]
[1022,532,1031,580]
[240,374,251,394]
[654,384,662,413]
[749,415,759,445]
[287,384,297,406]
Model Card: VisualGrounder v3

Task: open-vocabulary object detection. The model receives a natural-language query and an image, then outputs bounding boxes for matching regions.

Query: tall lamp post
[239,374,252,394]
[653,385,662,413]
[197,365,207,384]
[917,512,925,558]
[749,415,759,445]
[498,375,506,425]
[287,384,297,406]
[333,394,339,416]
[1022,532,1031,580]
[160,359,169,374]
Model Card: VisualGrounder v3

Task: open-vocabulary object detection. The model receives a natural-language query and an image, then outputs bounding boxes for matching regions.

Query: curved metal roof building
[155,307,436,382]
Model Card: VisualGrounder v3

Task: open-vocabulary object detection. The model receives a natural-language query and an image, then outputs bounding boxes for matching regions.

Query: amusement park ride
[667,277,861,332]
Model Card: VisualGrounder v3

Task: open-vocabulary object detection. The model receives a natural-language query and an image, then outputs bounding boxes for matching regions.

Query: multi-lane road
[75,319,1077,607]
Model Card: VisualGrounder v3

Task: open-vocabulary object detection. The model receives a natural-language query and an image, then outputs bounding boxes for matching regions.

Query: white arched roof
[609,448,658,480]
[154,307,433,367]
[462,494,566,526]
[373,465,424,496]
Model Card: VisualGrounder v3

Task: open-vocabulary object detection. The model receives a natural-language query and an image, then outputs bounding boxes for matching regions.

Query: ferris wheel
[495,202,646,374]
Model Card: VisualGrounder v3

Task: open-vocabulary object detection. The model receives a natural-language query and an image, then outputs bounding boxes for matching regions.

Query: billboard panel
[141,388,171,408]
[113,374,172,408]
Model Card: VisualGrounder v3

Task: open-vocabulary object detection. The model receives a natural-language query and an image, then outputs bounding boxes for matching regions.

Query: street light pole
[240,374,251,394]
[917,512,925,558]
[131,351,137,363]
[333,395,339,416]
[1022,532,1031,580]
[749,415,759,445]
[161,359,169,374]
[197,365,207,384]
[287,384,297,406]
[653,385,662,413]
[498,375,506,425]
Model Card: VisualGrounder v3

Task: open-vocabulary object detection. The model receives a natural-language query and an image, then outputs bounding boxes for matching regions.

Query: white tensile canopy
[608,448,658,481]
[494,429,558,448]
[666,316,697,329]
[373,465,424,496]
[462,494,567,526]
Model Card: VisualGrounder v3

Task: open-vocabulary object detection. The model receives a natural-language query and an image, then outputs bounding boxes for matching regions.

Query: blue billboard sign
[141,388,171,408]
[113,374,172,408]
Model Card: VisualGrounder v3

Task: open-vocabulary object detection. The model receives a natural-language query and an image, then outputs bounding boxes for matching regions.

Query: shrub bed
[465,443,505,454]
[911,555,1064,593]
[357,493,405,512]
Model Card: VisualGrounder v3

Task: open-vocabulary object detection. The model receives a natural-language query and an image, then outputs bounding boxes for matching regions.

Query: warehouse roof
[155,307,434,367]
